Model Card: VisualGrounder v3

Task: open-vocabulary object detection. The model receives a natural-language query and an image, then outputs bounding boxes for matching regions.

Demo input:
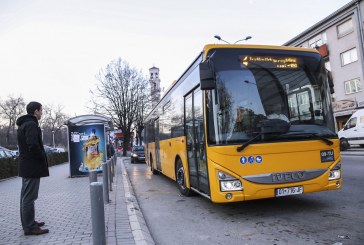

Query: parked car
[44,145,58,154]
[12,149,19,156]
[131,145,145,163]
[55,147,65,153]
[338,109,364,150]
[0,146,18,157]
[0,149,16,159]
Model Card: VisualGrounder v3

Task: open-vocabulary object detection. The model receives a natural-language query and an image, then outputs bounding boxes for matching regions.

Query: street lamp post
[52,130,55,148]
[214,35,230,44]
[234,36,252,44]
[214,35,252,44]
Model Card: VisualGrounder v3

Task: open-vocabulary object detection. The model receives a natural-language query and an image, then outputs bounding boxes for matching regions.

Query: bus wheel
[176,159,192,196]
[150,155,159,175]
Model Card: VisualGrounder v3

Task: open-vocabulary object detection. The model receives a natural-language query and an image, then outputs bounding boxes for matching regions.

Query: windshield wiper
[285,132,334,146]
[236,119,290,152]
[236,133,262,152]
[237,132,333,152]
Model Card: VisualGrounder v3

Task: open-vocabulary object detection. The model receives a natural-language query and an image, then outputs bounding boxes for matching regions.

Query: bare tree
[134,94,151,146]
[0,95,26,146]
[91,58,150,156]
[41,104,69,147]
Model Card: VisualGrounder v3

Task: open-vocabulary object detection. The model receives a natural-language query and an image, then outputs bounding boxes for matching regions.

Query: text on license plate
[275,186,303,197]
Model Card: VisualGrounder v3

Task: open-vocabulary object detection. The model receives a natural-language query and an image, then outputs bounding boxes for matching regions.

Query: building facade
[284,0,364,131]
[149,66,161,108]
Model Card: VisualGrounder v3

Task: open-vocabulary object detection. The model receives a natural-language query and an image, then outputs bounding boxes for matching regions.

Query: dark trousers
[20,178,40,231]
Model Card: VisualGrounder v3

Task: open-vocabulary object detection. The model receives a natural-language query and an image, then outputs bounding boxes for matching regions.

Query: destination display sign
[241,55,299,69]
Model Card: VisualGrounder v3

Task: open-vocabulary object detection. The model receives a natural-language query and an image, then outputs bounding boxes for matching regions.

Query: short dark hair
[26,101,42,115]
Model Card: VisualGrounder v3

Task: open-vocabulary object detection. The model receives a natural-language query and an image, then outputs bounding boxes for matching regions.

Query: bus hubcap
[177,167,185,188]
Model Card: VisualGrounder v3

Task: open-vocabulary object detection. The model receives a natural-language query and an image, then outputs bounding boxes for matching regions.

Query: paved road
[340,145,364,155]
[126,153,364,245]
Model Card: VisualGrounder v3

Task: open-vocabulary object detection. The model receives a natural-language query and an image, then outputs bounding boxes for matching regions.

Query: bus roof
[202,44,319,60]
[162,44,318,97]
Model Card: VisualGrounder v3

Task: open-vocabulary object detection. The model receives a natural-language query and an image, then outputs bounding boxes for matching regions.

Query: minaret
[149,66,161,107]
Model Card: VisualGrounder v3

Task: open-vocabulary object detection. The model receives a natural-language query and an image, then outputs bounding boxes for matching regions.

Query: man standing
[16,101,49,235]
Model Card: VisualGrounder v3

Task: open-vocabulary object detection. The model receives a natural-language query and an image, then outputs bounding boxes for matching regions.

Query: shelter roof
[64,114,113,130]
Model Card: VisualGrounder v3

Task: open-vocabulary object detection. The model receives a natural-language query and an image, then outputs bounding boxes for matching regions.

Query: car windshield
[205,48,336,145]
[133,146,144,151]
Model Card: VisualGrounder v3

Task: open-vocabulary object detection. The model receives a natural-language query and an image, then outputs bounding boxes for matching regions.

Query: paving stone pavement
[0,157,154,245]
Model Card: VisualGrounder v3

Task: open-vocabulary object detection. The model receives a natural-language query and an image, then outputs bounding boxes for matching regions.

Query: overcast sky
[0,0,352,116]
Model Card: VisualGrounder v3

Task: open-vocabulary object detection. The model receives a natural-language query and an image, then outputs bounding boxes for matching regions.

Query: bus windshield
[206,48,336,145]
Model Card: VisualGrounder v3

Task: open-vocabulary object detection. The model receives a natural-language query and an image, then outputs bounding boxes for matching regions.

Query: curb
[120,157,155,245]
[0,176,17,182]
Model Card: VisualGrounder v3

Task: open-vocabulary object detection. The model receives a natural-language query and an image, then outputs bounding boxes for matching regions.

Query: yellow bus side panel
[159,140,173,177]
[149,137,190,187]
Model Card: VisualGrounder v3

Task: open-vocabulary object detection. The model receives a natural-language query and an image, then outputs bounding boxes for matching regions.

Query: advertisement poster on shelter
[68,124,106,177]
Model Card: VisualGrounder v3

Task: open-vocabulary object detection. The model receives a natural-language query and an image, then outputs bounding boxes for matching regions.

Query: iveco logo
[272,171,305,183]
[243,169,326,184]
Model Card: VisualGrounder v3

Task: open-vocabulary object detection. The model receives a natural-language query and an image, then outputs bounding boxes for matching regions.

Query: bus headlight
[132,153,138,157]
[218,170,243,191]
[329,163,341,180]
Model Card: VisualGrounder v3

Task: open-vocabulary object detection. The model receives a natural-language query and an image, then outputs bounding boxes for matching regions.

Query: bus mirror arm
[326,69,335,94]
[199,61,216,90]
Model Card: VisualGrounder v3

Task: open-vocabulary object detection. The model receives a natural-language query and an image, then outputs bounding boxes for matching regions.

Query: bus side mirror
[199,62,216,90]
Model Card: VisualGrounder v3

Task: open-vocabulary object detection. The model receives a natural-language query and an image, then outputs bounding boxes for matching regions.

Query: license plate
[275,186,303,197]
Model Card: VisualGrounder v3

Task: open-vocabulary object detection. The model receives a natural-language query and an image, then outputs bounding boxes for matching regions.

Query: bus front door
[154,118,162,171]
[185,89,210,196]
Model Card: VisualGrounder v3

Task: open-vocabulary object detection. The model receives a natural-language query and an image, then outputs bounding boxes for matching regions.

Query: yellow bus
[144,44,342,203]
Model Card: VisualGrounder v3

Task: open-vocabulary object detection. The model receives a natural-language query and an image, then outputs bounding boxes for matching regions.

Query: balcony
[316,43,329,57]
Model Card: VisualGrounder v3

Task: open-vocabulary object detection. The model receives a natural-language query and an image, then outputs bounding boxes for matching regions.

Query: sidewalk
[0,157,154,245]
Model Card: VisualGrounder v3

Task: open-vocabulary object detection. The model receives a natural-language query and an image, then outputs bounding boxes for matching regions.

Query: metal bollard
[114,155,117,174]
[102,163,109,204]
[112,156,116,177]
[112,156,115,177]
[110,159,114,183]
[107,160,113,191]
[90,182,106,245]
[111,160,114,179]
[89,170,97,183]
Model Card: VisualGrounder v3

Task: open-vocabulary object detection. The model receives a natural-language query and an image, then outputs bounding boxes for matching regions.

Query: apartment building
[284,0,364,131]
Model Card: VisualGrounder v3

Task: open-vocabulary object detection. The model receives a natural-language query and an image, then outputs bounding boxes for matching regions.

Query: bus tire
[176,158,192,196]
[150,155,159,175]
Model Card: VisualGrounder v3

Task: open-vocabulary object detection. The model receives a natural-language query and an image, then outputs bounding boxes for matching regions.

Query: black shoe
[24,228,49,236]
[35,221,45,227]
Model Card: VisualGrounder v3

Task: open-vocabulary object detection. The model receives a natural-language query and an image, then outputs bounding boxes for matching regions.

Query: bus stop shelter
[65,115,114,177]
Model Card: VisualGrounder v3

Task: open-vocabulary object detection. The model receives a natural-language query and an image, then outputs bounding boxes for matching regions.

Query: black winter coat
[16,114,49,178]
